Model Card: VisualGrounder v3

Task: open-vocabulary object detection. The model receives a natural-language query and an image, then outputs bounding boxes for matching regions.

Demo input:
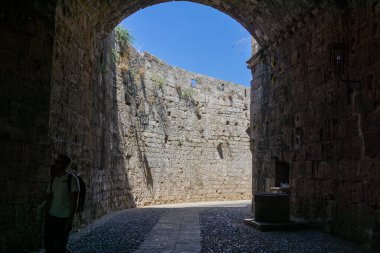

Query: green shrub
[182,88,195,100]
[150,74,166,89]
[115,26,134,48]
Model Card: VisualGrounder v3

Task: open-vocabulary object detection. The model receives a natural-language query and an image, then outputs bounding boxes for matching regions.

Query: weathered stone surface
[85,0,319,47]
[1,0,380,252]
[249,1,380,249]
[0,1,55,251]
[114,41,251,206]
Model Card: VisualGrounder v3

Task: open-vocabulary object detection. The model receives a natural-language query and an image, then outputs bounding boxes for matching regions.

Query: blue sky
[119,1,252,87]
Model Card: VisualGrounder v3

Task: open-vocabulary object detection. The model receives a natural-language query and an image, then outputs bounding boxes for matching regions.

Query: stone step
[244,218,313,232]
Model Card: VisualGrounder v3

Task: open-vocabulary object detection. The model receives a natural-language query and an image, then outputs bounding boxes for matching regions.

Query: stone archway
[1,0,380,251]
[64,0,320,45]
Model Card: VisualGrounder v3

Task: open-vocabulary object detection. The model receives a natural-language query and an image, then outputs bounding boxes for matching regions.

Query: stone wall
[50,23,252,229]
[51,15,251,218]
[2,0,380,251]
[249,2,380,248]
[114,40,251,205]
[48,0,107,225]
[50,7,251,241]
[0,1,55,250]
[0,0,251,243]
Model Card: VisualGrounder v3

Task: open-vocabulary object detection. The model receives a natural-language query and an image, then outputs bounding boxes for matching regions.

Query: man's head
[52,154,72,174]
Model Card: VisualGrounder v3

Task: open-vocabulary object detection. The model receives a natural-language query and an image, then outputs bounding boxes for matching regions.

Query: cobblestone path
[68,200,375,253]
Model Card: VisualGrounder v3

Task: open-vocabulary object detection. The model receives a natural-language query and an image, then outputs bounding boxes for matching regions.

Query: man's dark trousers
[45,214,70,253]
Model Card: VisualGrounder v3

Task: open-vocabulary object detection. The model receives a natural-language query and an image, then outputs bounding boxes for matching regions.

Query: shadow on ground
[68,203,375,253]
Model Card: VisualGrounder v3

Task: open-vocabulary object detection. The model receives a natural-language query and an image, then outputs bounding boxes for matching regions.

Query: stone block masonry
[114,37,252,206]
[2,0,379,251]
[0,1,56,251]
[248,2,380,249]
[46,26,251,239]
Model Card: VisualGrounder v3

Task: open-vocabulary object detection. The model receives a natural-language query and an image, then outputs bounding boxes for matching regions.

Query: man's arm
[64,191,79,233]
[45,192,52,211]
[69,191,79,217]
[45,179,52,213]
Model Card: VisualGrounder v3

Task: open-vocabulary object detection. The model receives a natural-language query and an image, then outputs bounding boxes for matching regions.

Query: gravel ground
[67,208,165,253]
[199,207,376,253]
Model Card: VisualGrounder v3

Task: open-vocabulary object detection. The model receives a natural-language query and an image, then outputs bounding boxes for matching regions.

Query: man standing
[45,154,79,253]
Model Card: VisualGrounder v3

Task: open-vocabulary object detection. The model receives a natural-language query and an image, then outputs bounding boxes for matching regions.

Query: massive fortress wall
[114,35,252,206]
[82,32,252,221]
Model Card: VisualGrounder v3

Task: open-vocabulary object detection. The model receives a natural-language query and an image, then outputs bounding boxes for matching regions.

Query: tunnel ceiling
[83,0,320,47]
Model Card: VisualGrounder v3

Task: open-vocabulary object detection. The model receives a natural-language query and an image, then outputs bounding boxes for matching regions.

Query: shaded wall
[1,0,379,251]
[0,1,55,250]
[50,6,136,225]
[249,2,380,248]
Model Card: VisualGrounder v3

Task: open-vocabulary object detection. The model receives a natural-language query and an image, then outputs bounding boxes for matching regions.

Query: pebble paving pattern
[199,207,376,253]
[68,208,164,253]
[68,204,377,253]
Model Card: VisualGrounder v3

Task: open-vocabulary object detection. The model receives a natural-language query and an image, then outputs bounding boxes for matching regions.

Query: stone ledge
[243,218,313,232]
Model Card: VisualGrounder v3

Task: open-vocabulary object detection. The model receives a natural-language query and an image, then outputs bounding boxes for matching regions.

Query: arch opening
[3,0,380,251]
[119,1,253,86]
[94,1,254,208]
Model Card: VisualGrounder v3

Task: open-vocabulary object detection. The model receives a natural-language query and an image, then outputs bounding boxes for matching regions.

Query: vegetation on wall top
[116,26,134,48]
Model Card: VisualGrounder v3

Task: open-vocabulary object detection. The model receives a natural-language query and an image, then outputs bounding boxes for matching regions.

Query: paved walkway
[134,200,249,253]
[68,200,375,253]
[134,208,201,253]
